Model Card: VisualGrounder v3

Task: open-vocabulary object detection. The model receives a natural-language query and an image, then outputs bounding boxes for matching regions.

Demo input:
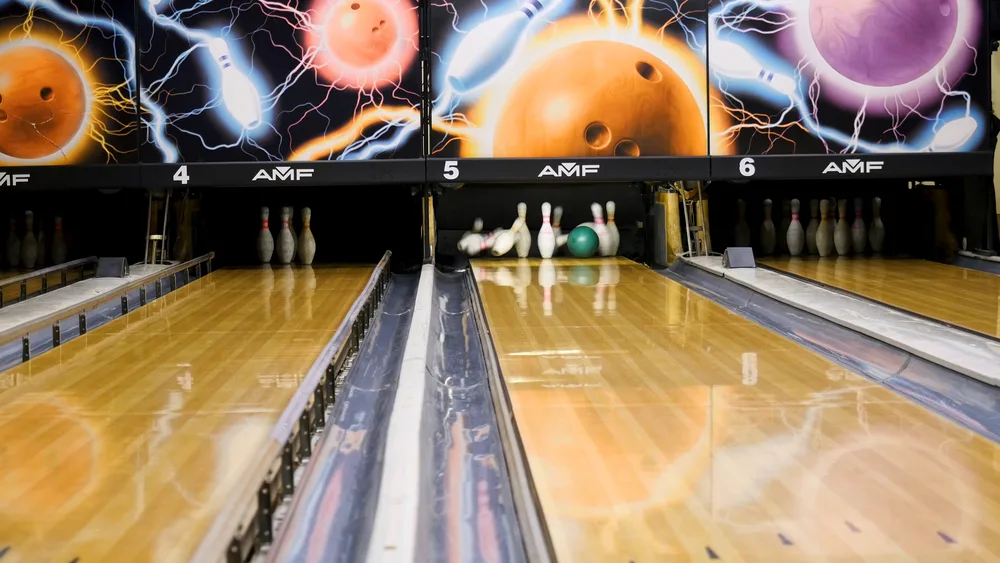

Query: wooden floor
[475,258,1000,562]
[762,257,1000,339]
[0,265,371,562]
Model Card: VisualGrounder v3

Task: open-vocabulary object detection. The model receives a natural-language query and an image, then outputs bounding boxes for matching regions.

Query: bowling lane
[474,258,1000,562]
[762,257,1000,339]
[0,267,83,305]
[0,265,371,562]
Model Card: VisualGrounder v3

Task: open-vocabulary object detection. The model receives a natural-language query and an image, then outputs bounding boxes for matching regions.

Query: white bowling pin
[760,199,776,255]
[552,206,563,238]
[538,202,556,259]
[462,218,484,239]
[786,199,804,256]
[816,200,834,257]
[445,0,555,93]
[515,202,531,258]
[590,202,612,256]
[460,230,501,256]
[492,229,518,256]
[298,207,316,265]
[289,207,298,261]
[710,39,797,96]
[869,197,885,253]
[606,201,619,256]
[805,199,819,255]
[21,211,37,270]
[851,198,867,254]
[276,207,295,264]
[258,207,274,263]
[51,216,66,264]
[206,37,263,130]
[734,199,750,247]
[834,199,851,256]
[6,218,20,269]
[777,200,790,255]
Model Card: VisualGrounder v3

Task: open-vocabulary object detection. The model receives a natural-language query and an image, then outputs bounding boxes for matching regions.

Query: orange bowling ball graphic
[0,41,89,161]
[325,0,399,67]
[492,40,706,158]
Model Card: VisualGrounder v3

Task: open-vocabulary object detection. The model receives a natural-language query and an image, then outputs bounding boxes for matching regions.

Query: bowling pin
[834,199,851,256]
[710,39,797,96]
[298,207,316,265]
[445,0,555,93]
[734,199,750,247]
[462,229,502,256]
[552,206,563,238]
[288,207,298,261]
[51,216,66,264]
[777,199,790,255]
[276,207,295,264]
[538,202,556,259]
[590,202,612,257]
[869,197,885,253]
[760,199,776,255]
[606,201,619,256]
[851,198,867,254]
[786,199,804,256]
[515,202,531,258]
[21,211,37,270]
[462,218,484,239]
[258,207,274,263]
[816,200,834,257]
[805,199,819,255]
[206,37,263,130]
[6,218,20,269]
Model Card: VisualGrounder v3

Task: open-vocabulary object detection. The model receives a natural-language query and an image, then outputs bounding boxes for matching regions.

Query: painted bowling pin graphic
[734,199,750,247]
[258,207,274,263]
[805,199,819,255]
[515,202,531,258]
[869,197,885,253]
[206,37,263,130]
[851,197,867,254]
[786,199,804,256]
[815,199,834,257]
[51,216,66,265]
[834,199,851,256]
[590,202,612,256]
[606,201,620,256]
[21,211,37,269]
[760,199,776,255]
[445,0,555,93]
[537,202,556,259]
[6,218,20,269]
[276,207,295,264]
[298,207,316,265]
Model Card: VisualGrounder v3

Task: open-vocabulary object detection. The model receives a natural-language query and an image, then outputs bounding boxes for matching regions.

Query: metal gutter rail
[0,256,98,308]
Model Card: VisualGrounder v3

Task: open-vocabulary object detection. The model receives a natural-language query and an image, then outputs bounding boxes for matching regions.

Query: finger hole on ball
[40,87,54,101]
[614,138,639,157]
[0,93,4,105]
[584,122,611,150]
[635,61,662,83]
[0,109,7,123]
[351,2,360,9]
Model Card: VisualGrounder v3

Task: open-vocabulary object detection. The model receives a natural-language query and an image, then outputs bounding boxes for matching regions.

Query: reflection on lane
[475,258,1000,562]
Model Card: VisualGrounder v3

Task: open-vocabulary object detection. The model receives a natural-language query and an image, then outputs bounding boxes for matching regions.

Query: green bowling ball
[567,226,599,258]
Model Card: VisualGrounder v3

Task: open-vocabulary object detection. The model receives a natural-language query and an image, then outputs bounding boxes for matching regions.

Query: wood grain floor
[474,257,1000,562]
[762,257,1000,339]
[0,265,370,562]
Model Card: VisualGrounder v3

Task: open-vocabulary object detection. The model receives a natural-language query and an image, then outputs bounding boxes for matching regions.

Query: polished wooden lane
[474,258,1000,562]
[762,257,1000,339]
[0,265,371,562]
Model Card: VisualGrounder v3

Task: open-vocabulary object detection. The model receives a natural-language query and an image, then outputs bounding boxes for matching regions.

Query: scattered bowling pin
[276,207,295,264]
[606,201,620,256]
[590,202,612,256]
[538,202,556,259]
[869,197,885,253]
[760,199,776,255]
[515,202,531,258]
[288,207,298,261]
[6,218,20,269]
[461,230,501,256]
[734,199,750,247]
[51,216,66,264]
[21,211,37,270]
[777,199,791,255]
[462,218,484,239]
[805,199,819,255]
[298,207,316,265]
[851,197,867,254]
[786,199,804,256]
[816,200,834,257]
[834,199,851,256]
[258,207,274,263]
